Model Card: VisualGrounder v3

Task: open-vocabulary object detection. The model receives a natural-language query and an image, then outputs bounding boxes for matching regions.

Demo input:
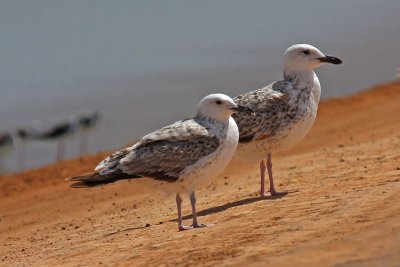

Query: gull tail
[67,172,141,188]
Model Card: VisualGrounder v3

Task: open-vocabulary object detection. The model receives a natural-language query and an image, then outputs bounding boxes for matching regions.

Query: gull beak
[230,105,256,115]
[317,55,343,65]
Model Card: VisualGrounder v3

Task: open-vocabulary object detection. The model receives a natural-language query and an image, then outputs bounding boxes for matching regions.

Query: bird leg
[190,191,207,228]
[176,193,192,231]
[259,160,267,197]
[56,141,66,162]
[14,139,25,171]
[17,146,25,171]
[266,153,287,196]
[79,132,88,155]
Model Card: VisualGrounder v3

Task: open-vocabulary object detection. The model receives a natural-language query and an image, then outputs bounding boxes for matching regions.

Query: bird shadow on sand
[102,190,298,236]
[168,190,296,222]
[102,225,150,237]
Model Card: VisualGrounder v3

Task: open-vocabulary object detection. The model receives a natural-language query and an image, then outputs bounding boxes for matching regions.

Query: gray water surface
[1,1,399,172]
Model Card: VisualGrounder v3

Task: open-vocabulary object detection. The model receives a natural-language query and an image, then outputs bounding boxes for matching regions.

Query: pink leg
[79,132,88,155]
[259,160,267,197]
[56,141,66,162]
[190,192,207,228]
[176,194,192,231]
[17,147,25,171]
[267,153,287,196]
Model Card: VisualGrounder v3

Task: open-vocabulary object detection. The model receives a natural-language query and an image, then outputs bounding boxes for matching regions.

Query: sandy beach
[1,81,400,266]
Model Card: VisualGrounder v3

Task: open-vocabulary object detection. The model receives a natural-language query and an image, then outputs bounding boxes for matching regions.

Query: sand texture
[1,81,400,266]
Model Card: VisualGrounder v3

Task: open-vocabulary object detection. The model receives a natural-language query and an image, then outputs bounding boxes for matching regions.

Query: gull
[77,111,101,155]
[0,130,29,172]
[233,44,342,197]
[0,132,13,172]
[28,118,78,161]
[68,94,254,231]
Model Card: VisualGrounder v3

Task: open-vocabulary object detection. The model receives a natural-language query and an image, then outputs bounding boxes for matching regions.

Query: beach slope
[1,81,400,266]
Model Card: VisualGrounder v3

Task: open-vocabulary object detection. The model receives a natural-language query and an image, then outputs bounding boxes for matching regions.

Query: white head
[283,44,342,73]
[196,93,254,121]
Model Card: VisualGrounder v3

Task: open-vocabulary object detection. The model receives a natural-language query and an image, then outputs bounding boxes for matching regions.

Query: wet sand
[1,81,400,266]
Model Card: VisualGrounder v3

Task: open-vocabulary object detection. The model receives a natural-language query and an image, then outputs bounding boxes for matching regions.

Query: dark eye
[216,100,222,105]
[303,50,310,55]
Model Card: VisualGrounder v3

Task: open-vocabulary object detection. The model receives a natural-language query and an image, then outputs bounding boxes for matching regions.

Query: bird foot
[178,224,193,231]
[260,190,288,198]
[192,223,209,229]
[178,223,210,231]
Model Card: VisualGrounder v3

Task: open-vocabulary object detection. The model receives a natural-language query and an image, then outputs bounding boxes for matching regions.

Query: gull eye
[216,100,222,105]
[303,50,310,55]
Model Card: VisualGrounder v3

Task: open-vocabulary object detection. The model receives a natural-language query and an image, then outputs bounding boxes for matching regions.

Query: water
[1,0,399,173]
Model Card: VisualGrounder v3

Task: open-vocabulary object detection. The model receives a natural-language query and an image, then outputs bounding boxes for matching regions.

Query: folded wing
[69,118,220,187]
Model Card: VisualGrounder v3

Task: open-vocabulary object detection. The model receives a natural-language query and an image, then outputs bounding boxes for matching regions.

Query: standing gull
[233,44,342,197]
[0,130,28,171]
[68,94,253,231]
[0,132,13,171]
[77,111,102,155]
[28,118,78,161]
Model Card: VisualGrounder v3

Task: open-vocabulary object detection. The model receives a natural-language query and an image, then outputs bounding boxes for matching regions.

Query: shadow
[103,225,148,237]
[168,191,293,222]
[102,190,298,235]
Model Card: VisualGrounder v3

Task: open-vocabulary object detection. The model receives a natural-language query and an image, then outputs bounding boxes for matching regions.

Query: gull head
[196,94,254,121]
[283,44,342,72]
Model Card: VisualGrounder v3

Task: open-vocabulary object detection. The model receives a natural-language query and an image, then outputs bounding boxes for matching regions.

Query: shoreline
[1,80,400,266]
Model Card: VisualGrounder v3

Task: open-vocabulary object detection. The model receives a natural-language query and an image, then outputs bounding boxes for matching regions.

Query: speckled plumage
[231,44,342,197]
[95,117,225,183]
[70,94,243,191]
[233,73,320,161]
[68,93,244,231]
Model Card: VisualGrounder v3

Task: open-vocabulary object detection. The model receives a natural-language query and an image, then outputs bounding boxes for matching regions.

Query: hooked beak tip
[318,55,343,65]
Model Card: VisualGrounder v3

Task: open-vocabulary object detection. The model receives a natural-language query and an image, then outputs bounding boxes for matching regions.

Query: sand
[1,81,400,266]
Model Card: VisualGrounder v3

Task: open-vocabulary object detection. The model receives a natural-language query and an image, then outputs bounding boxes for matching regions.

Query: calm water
[1,1,399,173]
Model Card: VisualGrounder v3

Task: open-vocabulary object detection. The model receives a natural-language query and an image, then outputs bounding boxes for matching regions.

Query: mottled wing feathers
[233,80,292,142]
[69,171,138,188]
[95,118,221,182]
[95,147,133,172]
[138,118,210,146]
[118,135,220,181]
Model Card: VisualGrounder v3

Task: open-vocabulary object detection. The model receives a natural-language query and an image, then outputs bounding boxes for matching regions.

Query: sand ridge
[1,81,400,266]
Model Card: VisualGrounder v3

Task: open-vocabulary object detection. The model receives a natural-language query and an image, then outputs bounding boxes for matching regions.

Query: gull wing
[233,80,292,143]
[95,118,221,182]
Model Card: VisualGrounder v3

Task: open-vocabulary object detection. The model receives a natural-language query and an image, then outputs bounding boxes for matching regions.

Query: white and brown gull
[0,130,29,171]
[0,132,14,170]
[68,94,253,231]
[232,44,342,197]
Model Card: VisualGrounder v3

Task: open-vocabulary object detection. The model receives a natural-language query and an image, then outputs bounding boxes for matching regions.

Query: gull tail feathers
[67,172,140,188]
[95,147,133,172]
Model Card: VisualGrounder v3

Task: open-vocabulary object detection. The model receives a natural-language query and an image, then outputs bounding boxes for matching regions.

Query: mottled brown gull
[233,44,342,197]
[68,93,253,231]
